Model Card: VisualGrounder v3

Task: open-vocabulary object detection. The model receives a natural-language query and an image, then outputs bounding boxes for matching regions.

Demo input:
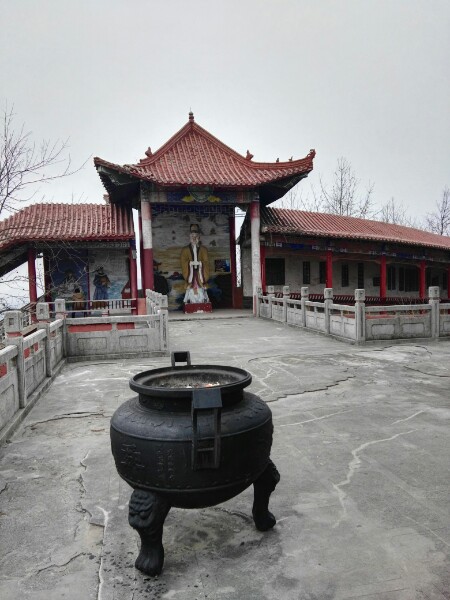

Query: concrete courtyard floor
[0,316,449,600]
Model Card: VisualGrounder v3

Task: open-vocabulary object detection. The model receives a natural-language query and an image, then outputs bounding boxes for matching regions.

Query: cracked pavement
[0,317,449,599]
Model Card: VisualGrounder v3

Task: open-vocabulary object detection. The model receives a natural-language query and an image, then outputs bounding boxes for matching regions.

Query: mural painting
[49,250,88,303]
[49,248,130,309]
[88,250,129,303]
[152,211,231,310]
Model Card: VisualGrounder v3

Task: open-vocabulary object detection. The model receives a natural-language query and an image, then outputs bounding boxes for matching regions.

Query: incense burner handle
[191,387,222,470]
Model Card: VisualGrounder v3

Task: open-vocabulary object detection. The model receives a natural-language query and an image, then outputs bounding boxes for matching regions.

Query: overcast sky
[1,0,449,223]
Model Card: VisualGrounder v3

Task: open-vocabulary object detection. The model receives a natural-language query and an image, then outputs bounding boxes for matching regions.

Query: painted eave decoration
[261,207,450,252]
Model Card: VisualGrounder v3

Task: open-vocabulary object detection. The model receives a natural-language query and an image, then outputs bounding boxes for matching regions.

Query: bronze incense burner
[110,352,279,576]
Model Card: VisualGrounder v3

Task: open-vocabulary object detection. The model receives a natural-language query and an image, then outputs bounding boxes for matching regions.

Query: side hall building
[240,207,450,303]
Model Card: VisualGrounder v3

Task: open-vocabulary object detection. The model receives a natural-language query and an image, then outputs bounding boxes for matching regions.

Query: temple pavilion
[1,112,449,313]
[93,112,315,311]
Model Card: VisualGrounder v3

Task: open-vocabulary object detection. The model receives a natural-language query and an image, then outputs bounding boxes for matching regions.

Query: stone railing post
[282,285,290,323]
[4,310,26,408]
[146,289,157,315]
[301,286,309,327]
[37,303,52,377]
[428,286,440,339]
[159,295,169,351]
[354,289,366,343]
[256,287,262,318]
[267,285,275,319]
[324,288,333,334]
[54,299,67,358]
[36,302,50,322]
[55,298,66,320]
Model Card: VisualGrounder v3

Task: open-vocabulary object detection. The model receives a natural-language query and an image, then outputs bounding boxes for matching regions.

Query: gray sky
[1,0,449,222]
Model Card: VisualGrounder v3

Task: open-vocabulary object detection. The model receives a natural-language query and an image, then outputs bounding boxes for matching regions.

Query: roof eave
[261,228,450,252]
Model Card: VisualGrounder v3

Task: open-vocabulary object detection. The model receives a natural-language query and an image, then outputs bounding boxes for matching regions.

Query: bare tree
[273,183,323,212]
[377,197,418,227]
[315,157,375,218]
[0,104,86,311]
[425,186,450,236]
[0,104,82,216]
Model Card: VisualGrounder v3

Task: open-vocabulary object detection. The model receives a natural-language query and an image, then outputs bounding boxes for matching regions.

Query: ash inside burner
[151,374,231,389]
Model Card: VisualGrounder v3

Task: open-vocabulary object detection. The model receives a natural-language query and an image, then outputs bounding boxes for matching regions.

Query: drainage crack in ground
[267,375,356,402]
[25,412,106,429]
[35,552,87,575]
[403,365,450,377]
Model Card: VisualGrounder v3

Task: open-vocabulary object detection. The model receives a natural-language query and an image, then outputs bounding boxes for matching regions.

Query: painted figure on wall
[59,269,77,299]
[93,266,111,301]
[181,223,209,304]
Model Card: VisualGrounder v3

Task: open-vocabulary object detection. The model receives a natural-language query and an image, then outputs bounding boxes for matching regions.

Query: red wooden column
[380,255,387,300]
[129,242,138,314]
[27,247,38,305]
[140,201,154,292]
[260,244,266,292]
[138,212,144,291]
[229,214,237,307]
[447,266,450,299]
[419,259,426,298]
[326,249,333,288]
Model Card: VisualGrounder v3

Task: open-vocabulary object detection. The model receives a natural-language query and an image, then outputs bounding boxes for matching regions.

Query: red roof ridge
[261,207,450,251]
[0,203,134,251]
[266,207,427,235]
[94,118,314,174]
[94,115,315,191]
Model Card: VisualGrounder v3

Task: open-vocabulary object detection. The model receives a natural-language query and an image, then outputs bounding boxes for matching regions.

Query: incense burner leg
[128,489,171,576]
[252,459,280,531]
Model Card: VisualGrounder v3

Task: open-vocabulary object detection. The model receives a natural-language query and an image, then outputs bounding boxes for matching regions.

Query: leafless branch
[0,103,87,217]
[318,157,375,218]
[376,197,418,227]
[424,186,450,236]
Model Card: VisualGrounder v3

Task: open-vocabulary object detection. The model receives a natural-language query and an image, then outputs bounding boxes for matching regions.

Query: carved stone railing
[257,286,445,344]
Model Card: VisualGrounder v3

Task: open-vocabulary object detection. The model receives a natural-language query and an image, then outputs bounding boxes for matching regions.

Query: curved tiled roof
[261,207,450,251]
[94,113,315,188]
[0,203,134,251]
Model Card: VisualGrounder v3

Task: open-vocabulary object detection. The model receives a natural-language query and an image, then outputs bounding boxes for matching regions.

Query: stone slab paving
[0,317,449,599]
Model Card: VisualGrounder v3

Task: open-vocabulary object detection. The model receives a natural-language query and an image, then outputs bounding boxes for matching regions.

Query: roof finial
[145,147,152,157]
[189,111,194,122]
[246,150,254,160]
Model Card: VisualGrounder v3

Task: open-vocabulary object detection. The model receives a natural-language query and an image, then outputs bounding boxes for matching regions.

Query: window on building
[398,266,419,292]
[265,258,285,285]
[302,261,310,284]
[387,265,396,291]
[341,263,349,287]
[319,261,326,284]
[357,263,364,289]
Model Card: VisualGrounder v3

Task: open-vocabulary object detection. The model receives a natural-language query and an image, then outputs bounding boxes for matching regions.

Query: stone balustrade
[0,294,169,444]
[257,286,450,343]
